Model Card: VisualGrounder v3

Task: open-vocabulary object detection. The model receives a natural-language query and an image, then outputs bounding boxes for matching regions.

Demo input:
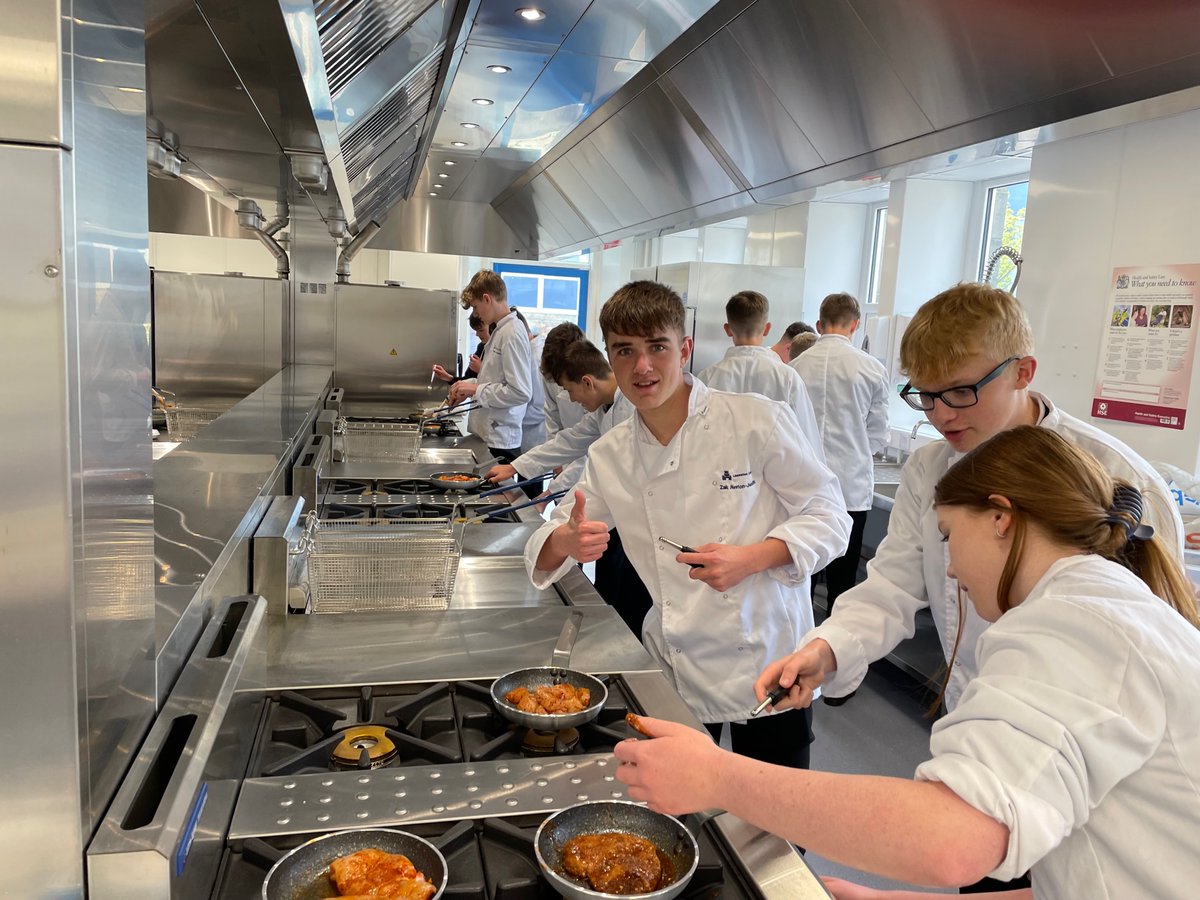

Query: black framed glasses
[899,356,1021,411]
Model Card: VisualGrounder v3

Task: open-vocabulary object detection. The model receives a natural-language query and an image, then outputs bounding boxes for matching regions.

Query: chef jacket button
[722,593,729,599]
[647,490,654,496]
[669,460,675,467]
[953,660,961,667]
[665,600,671,607]
[704,424,710,430]
[674,648,682,654]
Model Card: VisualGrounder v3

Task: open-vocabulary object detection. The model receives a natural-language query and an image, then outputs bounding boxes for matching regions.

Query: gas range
[318,478,520,523]
[348,414,464,438]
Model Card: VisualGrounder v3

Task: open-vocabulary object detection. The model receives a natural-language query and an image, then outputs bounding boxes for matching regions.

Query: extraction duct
[335,220,382,284]
[237,199,290,278]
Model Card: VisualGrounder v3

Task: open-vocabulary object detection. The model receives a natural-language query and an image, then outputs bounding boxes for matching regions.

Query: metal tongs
[477,472,556,497]
[657,537,704,569]
[424,401,482,422]
[751,685,787,717]
[455,489,568,524]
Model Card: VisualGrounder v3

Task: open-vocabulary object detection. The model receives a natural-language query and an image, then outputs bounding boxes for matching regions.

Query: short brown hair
[460,269,506,309]
[725,290,769,338]
[560,340,612,383]
[541,322,586,382]
[819,292,860,328]
[599,281,686,341]
[468,313,484,331]
[782,321,815,340]
[789,332,818,360]
[900,283,1034,385]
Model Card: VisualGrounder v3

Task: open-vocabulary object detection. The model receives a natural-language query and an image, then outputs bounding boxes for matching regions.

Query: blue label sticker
[174,782,208,878]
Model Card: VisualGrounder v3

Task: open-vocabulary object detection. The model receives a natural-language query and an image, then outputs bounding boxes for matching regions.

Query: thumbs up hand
[550,491,611,564]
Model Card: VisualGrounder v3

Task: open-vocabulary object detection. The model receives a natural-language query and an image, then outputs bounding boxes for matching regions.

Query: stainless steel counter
[154,365,332,702]
[237,604,658,692]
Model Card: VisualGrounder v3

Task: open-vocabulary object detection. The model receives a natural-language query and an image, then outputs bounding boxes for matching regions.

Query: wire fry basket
[163,406,223,441]
[302,515,461,613]
[337,418,422,462]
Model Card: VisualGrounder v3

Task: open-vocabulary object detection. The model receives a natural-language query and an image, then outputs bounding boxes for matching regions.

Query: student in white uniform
[512,309,546,461]
[540,322,588,439]
[757,283,1185,892]
[788,331,817,359]
[697,291,825,460]
[769,319,815,363]
[448,270,532,466]
[433,313,488,385]
[525,281,850,770]
[791,292,890,613]
[614,425,1200,900]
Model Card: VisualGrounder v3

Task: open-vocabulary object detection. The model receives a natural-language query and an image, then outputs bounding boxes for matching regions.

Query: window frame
[975,178,1029,287]
[863,203,888,306]
[491,261,590,329]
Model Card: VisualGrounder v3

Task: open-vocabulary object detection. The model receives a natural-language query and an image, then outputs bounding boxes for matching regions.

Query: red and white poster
[1092,264,1200,430]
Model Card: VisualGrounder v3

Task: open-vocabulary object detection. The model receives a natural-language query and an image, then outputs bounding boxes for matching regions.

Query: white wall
[1020,107,1200,471]
[802,202,869,322]
[883,178,975,316]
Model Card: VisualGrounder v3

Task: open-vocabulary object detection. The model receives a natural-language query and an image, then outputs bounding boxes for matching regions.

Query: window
[978,181,1027,291]
[866,206,888,305]
[492,262,589,334]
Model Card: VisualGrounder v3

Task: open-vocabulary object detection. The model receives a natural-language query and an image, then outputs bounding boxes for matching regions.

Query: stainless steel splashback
[153,272,286,402]
[0,0,155,893]
[334,283,458,406]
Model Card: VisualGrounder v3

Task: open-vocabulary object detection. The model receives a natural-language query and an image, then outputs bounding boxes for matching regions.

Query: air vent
[341,52,440,181]
[315,0,439,96]
[353,153,418,224]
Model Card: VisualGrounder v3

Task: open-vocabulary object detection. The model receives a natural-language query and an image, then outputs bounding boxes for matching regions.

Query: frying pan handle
[551,610,584,672]
[685,808,726,841]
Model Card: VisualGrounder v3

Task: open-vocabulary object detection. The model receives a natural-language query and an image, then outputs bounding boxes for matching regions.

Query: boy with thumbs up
[525,281,850,770]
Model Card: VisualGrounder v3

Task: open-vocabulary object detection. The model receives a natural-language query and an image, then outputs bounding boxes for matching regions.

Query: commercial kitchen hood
[148,0,1200,259]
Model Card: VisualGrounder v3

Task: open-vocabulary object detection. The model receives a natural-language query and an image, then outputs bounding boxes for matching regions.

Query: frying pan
[261,828,448,900]
[491,611,607,730]
[535,801,699,900]
[423,471,486,491]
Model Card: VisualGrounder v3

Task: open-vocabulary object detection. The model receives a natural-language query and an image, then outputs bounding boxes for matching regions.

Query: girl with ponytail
[614,426,1200,900]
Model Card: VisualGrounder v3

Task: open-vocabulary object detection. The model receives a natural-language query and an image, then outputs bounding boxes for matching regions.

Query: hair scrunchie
[1106,484,1155,543]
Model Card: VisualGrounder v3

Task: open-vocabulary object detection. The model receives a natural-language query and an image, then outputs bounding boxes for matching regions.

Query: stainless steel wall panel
[848,0,1113,131]
[0,0,64,143]
[153,273,282,401]
[333,284,458,403]
[544,156,623,235]
[148,176,243,237]
[369,195,534,257]
[664,30,824,185]
[292,198,338,366]
[560,0,719,62]
[527,173,594,244]
[727,0,933,164]
[1083,5,1200,78]
[563,135,653,228]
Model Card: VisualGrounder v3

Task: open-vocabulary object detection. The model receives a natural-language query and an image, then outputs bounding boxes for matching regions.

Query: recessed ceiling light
[444,161,457,166]
[451,141,467,147]
[429,191,438,197]
[433,184,444,189]
[488,65,512,74]
[461,122,479,129]
[437,173,450,179]
[516,7,545,21]
[472,98,494,106]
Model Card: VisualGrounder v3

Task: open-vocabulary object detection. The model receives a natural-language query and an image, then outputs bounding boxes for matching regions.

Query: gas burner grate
[321,503,373,521]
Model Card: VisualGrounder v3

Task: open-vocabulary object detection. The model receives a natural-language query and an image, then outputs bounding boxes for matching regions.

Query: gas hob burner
[330,725,399,770]
[325,478,377,495]
[321,503,372,521]
[379,479,477,496]
[522,727,580,756]
[380,502,456,520]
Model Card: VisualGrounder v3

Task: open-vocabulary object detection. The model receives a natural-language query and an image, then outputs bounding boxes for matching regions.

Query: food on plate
[504,683,591,715]
[433,473,476,482]
[561,832,670,894]
[625,712,653,737]
[328,848,437,900]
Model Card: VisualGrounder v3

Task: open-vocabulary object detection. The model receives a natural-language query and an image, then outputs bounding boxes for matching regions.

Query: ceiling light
[472,98,494,106]
[433,184,444,189]
[451,141,467,147]
[429,191,438,197]
[437,173,450,179]
[444,160,457,166]
[516,7,546,21]
[488,65,512,74]
[461,122,479,129]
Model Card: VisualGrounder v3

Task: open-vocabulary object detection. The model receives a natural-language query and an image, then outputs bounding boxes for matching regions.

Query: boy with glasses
[755,283,1182,892]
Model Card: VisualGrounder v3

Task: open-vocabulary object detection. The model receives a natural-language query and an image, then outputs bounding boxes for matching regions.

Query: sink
[874,482,900,499]
[872,462,904,484]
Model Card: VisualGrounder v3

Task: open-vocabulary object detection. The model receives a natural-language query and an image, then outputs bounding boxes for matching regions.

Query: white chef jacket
[544,379,587,439]
[697,345,826,463]
[521,366,547,453]
[511,391,635,490]
[916,554,1200,899]
[466,311,532,450]
[807,392,1185,710]
[790,334,890,511]
[525,377,851,723]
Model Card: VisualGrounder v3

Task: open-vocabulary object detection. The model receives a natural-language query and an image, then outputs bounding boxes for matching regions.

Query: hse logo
[719,469,756,491]
[1097,402,1109,415]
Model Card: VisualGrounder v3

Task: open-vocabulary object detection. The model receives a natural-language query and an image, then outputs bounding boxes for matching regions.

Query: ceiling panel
[849,0,1113,130]
[560,0,719,62]
[665,29,823,186]
[469,0,591,54]
[727,0,932,164]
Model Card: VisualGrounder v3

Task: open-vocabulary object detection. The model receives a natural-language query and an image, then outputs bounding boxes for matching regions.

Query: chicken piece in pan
[561,832,666,894]
[329,848,437,900]
[505,683,592,714]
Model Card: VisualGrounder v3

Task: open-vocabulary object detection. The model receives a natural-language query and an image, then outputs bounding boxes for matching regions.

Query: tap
[983,245,1023,294]
[911,420,938,441]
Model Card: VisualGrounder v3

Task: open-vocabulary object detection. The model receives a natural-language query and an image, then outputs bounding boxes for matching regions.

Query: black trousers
[593,529,654,637]
[819,509,869,613]
[488,447,540,499]
[704,706,814,769]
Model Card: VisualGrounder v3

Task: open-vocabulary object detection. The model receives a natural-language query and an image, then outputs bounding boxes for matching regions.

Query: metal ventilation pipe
[335,220,381,284]
[237,199,290,278]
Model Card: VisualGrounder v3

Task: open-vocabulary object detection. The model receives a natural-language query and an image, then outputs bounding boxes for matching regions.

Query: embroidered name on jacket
[718,469,756,490]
